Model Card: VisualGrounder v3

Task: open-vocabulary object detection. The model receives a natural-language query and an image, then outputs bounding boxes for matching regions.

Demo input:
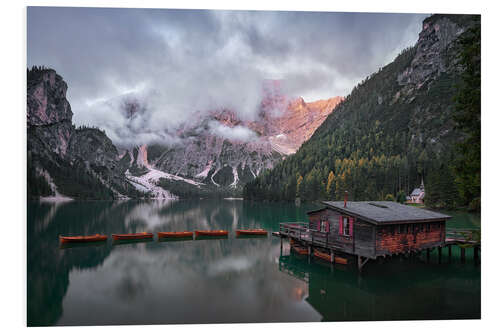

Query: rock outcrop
[27,67,141,200]
[244,14,480,202]
[27,69,341,198]
[125,91,342,191]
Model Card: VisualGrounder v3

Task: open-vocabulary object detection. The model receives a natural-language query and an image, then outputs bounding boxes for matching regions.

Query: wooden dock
[278,223,480,270]
[444,228,481,262]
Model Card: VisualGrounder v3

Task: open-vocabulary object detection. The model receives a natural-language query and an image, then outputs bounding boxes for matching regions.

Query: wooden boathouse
[278,200,457,271]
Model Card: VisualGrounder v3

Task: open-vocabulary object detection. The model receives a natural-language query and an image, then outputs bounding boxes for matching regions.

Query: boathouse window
[343,217,349,236]
[338,216,353,237]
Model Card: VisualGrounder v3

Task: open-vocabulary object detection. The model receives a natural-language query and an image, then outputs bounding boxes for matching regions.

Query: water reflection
[27,199,321,326]
[279,245,480,321]
[27,200,479,326]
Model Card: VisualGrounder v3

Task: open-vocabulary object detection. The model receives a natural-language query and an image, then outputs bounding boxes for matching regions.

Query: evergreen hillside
[244,14,480,210]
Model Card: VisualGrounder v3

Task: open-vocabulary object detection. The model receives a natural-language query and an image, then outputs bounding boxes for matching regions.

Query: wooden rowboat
[112,232,153,241]
[195,230,228,237]
[292,245,308,255]
[235,229,268,236]
[158,231,193,239]
[313,250,348,264]
[59,234,107,243]
[314,250,332,262]
[334,257,348,265]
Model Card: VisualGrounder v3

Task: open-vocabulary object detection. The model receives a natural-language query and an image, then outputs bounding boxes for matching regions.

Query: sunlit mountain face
[117,80,343,197]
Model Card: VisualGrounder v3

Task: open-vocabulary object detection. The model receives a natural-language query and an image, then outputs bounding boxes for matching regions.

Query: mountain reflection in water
[27,199,479,326]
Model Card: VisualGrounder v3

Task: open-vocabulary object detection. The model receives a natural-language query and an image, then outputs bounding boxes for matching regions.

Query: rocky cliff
[123,92,342,194]
[27,67,142,200]
[27,68,340,199]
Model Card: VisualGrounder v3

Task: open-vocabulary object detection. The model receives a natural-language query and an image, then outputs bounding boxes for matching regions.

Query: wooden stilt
[474,246,479,261]
[461,247,466,263]
[357,256,370,272]
[426,248,430,262]
[448,244,452,257]
[438,247,442,264]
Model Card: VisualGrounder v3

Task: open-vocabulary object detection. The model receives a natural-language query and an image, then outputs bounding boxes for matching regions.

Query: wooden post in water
[448,244,452,257]
[438,247,442,264]
[426,248,430,262]
[461,247,466,263]
[474,246,479,261]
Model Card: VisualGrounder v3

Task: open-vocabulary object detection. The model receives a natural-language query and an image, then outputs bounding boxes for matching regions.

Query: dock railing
[446,228,480,246]
[279,222,309,241]
[279,222,343,250]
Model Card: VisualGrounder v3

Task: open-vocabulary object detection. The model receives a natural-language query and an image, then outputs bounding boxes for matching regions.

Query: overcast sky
[27,7,428,146]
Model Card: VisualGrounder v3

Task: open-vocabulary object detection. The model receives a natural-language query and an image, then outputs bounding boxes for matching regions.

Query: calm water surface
[27,199,480,326]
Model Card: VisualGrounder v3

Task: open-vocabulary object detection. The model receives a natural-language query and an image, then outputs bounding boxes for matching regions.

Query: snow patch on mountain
[195,161,213,179]
[38,168,73,202]
[229,166,239,188]
[125,164,206,199]
[126,169,177,200]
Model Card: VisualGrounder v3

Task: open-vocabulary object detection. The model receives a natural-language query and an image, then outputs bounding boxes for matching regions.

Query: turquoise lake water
[27,199,480,326]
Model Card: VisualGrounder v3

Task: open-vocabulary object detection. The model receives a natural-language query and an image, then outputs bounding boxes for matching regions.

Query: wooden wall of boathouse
[375,221,446,256]
[307,208,447,259]
[307,209,377,258]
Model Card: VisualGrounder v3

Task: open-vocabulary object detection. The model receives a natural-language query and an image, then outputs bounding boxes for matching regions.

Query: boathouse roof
[320,201,451,225]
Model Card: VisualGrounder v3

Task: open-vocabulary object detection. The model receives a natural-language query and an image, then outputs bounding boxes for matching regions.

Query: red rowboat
[158,231,193,239]
[235,229,267,236]
[195,230,228,237]
[313,249,348,264]
[59,234,107,243]
[292,245,308,255]
[112,232,153,240]
[334,257,348,265]
[313,249,332,262]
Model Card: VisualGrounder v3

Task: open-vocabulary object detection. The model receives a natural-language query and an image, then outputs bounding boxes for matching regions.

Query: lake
[27,199,480,326]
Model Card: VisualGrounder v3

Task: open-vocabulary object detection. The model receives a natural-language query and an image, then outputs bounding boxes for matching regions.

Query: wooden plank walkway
[445,228,480,246]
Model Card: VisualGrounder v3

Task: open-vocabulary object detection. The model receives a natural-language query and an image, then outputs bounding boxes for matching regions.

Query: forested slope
[244,14,480,210]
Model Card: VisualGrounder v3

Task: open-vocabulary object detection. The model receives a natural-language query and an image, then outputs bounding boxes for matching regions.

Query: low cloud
[27,7,428,147]
[208,121,258,142]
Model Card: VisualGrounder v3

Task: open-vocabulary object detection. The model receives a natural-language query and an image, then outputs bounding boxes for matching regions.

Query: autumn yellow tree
[326,171,335,199]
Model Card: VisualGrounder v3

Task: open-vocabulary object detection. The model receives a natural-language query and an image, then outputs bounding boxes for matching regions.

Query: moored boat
[235,229,268,236]
[313,249,348,264]
[334,256,348,265]
[194,230,228,237]
[59,234,107,243]
[111,232,153,240]
[158,231,193,239]
[291,245,308,255]
[313,249,332,262]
